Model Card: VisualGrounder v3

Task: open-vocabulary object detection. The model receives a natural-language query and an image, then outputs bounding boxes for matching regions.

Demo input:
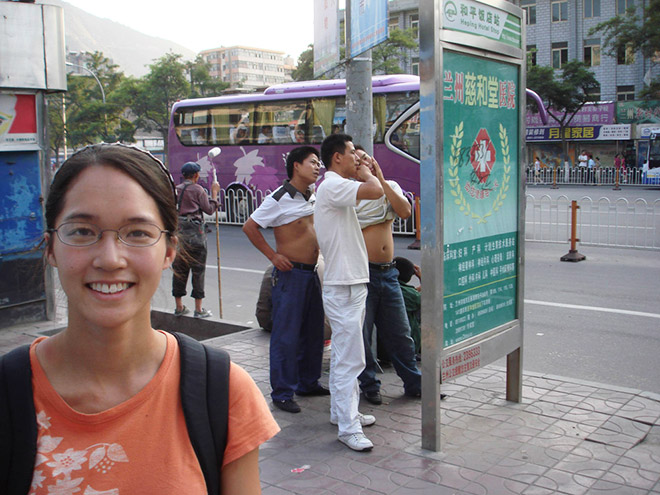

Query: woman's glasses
[50,222,169,247]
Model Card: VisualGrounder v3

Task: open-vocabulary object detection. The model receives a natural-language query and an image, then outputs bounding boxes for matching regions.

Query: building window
[389,15,399,31]
[586,88,601,101]
[584,0,601,18]
[410,14,419,38]
[521,0,536,25]
[584,42,601,66]
[412,57,419,76]
[617,85,635,100]
[617,43,635,64]
[527,45,537,66]
[552,42,568,69]
[552,1,568,22]
[617,0,634,15]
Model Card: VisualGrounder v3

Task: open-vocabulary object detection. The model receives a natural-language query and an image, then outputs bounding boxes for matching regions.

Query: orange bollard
[560,200,586,262]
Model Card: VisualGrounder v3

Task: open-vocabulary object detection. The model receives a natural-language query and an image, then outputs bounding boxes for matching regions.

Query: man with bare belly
[354,146,422,405]
[243,146,329,413]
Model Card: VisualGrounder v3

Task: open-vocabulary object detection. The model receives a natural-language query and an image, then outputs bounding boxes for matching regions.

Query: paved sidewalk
[2,321,660,494]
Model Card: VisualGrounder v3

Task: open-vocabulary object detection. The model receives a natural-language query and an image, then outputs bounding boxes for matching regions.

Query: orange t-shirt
[27,332,279,494]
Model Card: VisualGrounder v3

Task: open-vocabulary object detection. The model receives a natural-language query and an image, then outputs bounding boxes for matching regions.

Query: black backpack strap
[0,345,38,495]
[174,332,230,495]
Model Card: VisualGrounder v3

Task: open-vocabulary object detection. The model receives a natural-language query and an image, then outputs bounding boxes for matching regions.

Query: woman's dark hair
[46,144,178,242]
[321,133,353,170]
[286,146,319,179]
[394,256,415,284]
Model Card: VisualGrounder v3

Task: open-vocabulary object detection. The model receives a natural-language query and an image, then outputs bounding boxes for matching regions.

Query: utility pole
[345,0,373,154]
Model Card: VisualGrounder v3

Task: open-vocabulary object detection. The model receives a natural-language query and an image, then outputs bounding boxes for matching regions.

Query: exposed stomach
[361,221,394,263]
[273,216,320,265]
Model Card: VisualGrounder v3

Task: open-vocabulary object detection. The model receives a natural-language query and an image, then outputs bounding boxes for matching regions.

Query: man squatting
[242,146,330,414]
[314,134,384,452]
[354,147,422,405]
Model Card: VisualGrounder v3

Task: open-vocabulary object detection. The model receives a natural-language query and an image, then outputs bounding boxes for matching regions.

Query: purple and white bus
[167,75,421,230]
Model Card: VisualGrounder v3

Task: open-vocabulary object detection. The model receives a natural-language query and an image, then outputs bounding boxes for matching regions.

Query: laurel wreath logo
[448,122,511,224]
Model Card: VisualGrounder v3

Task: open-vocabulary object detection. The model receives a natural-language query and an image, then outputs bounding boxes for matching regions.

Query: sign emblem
[469,128,496,183]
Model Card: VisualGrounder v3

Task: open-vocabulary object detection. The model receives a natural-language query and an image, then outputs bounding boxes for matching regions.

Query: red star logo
[469,129,496,183]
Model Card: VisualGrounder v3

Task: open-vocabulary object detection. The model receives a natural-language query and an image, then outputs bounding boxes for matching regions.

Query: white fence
[525,194,660,250]
[526,166,660,187]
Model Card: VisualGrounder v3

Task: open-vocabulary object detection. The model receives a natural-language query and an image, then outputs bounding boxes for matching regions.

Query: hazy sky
[63,0,318,59]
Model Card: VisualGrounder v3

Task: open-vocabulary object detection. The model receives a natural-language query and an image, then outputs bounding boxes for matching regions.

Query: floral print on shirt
[29,411,129,495]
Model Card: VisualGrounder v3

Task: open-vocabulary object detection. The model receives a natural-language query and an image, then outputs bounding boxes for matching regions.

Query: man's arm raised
[370,158,411,219]
[242,218,293,271]
[355,163,384,200]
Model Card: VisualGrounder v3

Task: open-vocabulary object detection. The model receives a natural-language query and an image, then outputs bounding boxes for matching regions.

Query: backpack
[0,332,230,495]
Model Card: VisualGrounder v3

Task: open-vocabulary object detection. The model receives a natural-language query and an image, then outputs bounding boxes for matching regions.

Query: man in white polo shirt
[315,133,384,452]
[243,146,329,414]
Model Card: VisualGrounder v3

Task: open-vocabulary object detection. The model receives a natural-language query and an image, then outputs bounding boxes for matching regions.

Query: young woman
[24,144,279,494]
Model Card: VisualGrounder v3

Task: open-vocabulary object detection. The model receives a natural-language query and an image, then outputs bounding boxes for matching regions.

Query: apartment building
[199,46,293,91]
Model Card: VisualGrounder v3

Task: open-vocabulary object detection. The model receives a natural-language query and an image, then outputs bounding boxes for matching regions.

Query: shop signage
[526,102,615,127]
[617,100,660,124]
[525,124,631,142]
[0,93,37,149]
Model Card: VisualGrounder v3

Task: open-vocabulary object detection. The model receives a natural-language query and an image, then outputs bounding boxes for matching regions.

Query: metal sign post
[419,0,526,452]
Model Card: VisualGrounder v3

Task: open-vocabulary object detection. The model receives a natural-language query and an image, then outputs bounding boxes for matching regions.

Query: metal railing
[526,167,660,187]
[525,194,660,250]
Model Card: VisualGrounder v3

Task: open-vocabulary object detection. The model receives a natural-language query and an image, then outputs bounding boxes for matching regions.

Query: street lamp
[65,62,108,141]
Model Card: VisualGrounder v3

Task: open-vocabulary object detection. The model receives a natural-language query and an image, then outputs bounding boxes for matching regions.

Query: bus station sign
[419,0,525,451]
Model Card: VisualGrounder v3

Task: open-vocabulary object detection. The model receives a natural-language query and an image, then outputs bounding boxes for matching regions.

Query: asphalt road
[153,185,660,394]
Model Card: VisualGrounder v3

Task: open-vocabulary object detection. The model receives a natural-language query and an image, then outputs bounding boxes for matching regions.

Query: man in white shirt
[315,134,383,451]
[243,146,328,414]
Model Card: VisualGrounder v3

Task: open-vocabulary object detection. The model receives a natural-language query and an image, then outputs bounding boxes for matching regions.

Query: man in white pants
[315,133,384,451]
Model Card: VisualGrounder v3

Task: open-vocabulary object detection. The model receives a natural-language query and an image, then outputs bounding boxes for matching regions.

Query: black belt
[369,261,396,271]
[290,261,316,271]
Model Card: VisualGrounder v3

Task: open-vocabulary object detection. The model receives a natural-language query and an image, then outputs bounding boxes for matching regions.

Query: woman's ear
[163,236,178,270]
[44,233,58,267]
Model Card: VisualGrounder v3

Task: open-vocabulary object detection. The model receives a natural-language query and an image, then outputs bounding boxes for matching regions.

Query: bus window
[388,111,420,160]
[254,100,310,144]
[174,108,210,146]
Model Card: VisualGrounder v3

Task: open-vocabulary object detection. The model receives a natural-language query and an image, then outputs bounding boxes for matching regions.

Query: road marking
[204,266,660,320]
[207,265,263,274]
[525,299,660,319]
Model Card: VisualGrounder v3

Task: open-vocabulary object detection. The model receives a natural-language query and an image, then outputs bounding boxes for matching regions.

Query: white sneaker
[338,432,373,451]
[330,412,376,427]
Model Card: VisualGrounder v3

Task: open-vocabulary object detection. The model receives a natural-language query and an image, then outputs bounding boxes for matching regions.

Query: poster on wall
[0,93,37,149]
[442,50,519,348]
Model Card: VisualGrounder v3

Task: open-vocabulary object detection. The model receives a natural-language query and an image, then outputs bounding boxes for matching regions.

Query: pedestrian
[392,257,421,360]
[242,146,329,414]
[595,156,602,185]
[533,156,542,184]
[171,161,220,318]
[353,146,421,406]
[314,133,384,452]
[0,143,279,494]
[588,154,596,184]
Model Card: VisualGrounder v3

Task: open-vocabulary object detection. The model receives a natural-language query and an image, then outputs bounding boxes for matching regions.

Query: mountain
[38,0,196,77]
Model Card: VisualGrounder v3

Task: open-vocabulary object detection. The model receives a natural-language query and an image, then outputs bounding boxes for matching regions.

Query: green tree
[371,28,418,75]
[47,52,131,164]
[120,53,190,158]
[292,44,314,81]
[186,55,229,97]
[589,0,660,99]
[527,60,600,162]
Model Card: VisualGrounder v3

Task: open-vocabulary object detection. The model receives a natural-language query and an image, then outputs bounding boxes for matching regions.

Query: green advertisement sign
[442,50,519,347]
[616,100,660,124]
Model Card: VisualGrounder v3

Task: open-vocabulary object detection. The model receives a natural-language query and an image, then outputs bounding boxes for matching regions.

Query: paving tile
[487,457,548,484]
[588,388,638,404]
[579,396,627,416]
[396,476,471,494]
[569,442,625,464]
[523,400,574,419]
[261,484,292,495]
[618,444,660,473]
[540,390,586,408]
[544,419,597,440]
[552,452,613,480]
[587,479,650,494]
[508,443,570,468]
[560,408,611,428]
[309,457,374,480]
[617,396,660,424]
[521,375,563,391]
[375,451,439,478]
[418,462,483,490]
[604,464,660,490]
[323,482,383,495]
[553,382,599,398]
[346,465,416,493]
[462,473,528,495]
[532,469,596,495]
[585,429,644,450]
[521,486,555,495]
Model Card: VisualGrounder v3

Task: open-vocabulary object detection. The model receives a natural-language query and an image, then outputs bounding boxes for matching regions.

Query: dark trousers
[270,267,325,401]
[172,242,207,300]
